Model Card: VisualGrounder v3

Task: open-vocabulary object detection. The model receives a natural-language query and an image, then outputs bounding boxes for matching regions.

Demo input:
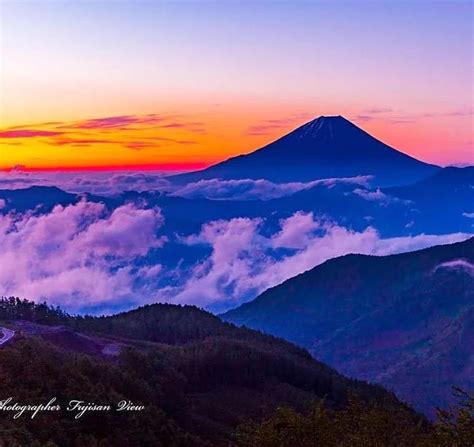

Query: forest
[0,297,472,446]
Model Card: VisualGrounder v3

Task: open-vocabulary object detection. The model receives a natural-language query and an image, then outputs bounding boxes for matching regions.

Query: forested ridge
[222,237,474,417]
[0,297,471,446]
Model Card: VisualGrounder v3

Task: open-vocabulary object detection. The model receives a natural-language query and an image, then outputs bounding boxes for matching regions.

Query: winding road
[0,327,15,346]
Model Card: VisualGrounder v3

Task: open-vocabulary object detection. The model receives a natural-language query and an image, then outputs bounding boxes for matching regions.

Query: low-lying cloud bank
[0,170,373,201]
[436,259,474,276]
[0,171,172,196]
[171,176,372,201]
[0,202,470,313]
[163,213,470,312]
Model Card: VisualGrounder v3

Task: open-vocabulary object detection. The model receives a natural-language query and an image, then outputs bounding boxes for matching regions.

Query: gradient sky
[0,0,472,170]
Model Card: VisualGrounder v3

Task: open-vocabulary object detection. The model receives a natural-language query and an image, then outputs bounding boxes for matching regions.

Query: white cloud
[162,212,472,311]
[1,200,470,314]
[0,172,374,201]
[0,200,165,310]
[436,259,474,276]
[272,211,320,249]
[0,171,171,196]
[352,187,410,205]
[353,188,390,201]
[172,176,372,201]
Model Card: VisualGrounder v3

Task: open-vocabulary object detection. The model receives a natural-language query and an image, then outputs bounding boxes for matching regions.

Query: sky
[0,0,472,171]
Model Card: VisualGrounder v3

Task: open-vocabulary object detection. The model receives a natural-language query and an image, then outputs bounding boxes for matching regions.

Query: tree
[434,387,474,447]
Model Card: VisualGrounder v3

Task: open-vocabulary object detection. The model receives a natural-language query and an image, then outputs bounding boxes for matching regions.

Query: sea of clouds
[0,198,470,314]
[0,170,373,201]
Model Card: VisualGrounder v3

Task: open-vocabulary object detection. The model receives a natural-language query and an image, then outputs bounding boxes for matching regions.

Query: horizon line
[0,162,211,173]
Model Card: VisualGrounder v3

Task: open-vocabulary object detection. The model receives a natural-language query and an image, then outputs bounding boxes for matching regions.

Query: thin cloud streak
[0,129,65,138]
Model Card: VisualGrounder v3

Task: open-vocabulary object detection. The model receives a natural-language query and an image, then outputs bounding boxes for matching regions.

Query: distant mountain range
[170,115,439,186]
[2,165,472,238]
[222,237,474,417]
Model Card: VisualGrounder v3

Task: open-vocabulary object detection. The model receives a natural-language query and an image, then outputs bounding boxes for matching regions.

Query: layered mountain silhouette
[0,298,424,445]
[2,165,472,242]
[171,115,439,186]
[383,166,474,234]
[222,238,474,416]
[385,166,474,209]
[0,185,78,213]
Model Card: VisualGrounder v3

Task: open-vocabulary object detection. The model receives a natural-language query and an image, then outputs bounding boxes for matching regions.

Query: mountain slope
[386,166,474,197]
[0,297,424,446]
[170,116,439,186]
[0,185,79,213]
[381,166,474,234]
[222,238,474,416]
[384,166,474,223]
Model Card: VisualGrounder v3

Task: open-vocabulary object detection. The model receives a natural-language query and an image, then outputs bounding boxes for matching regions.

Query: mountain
[3,172,470,244]
[222,238,474,417]
[386,165,474,196]
[0,298,426,446]
[382,166,474,234]
[0,185,79,213]
[170,115,439,186]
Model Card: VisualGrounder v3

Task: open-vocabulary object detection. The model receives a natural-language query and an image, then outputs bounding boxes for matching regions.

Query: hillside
[383,166,474,233]
[0,297,427,446]
[222,238,474,416]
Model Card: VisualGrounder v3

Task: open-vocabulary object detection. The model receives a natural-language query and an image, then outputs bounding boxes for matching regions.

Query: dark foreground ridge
[0,296,444,446]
